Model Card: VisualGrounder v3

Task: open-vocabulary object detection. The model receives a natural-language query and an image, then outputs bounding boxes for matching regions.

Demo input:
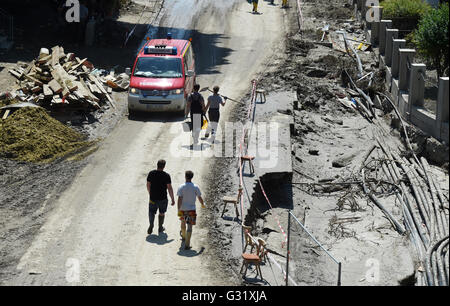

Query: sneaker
[147,225,153,235]
[184,245,192,250]
[159,226,165,233]
[205,132,210,138]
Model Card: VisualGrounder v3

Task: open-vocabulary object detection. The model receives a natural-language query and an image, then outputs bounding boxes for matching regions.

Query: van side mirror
[186,70,195,77]
[125,67,131,76]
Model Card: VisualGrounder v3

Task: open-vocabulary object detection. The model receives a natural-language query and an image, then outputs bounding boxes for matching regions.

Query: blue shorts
[149,199,168,214]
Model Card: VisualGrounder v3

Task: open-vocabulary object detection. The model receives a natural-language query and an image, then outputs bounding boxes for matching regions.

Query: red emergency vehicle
[128,35,196,114]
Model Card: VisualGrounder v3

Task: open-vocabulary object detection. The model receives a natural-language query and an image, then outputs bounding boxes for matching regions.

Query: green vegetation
[381,0,431,19]
[0,107,91,163]
[413,3,449,78]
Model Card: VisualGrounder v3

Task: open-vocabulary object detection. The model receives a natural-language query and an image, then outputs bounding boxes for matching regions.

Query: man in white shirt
[177,171,206,250]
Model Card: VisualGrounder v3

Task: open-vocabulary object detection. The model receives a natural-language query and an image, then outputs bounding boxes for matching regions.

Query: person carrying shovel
[205,86,227,139]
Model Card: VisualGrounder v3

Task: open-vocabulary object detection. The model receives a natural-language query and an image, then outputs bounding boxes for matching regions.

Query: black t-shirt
[147,170,171,201]
[188,92,204,114]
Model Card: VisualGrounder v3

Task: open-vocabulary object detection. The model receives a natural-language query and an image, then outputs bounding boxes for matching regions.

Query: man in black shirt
[146,160,175,235]
[186,84,206,147]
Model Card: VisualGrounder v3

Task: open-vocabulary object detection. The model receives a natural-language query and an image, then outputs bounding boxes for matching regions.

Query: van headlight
[171,88,183,95]
[130,87,140,94]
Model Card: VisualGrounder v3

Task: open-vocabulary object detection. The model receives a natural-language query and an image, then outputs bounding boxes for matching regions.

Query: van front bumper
[128,93,185,112]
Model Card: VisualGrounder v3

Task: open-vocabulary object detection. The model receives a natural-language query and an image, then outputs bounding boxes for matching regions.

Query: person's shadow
[146,233,174,245]
[177,246,205,257]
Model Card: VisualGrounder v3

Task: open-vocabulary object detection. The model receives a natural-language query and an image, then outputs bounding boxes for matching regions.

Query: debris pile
[7,46,130,111]
[365,138,449,286]
[0,107,91,163]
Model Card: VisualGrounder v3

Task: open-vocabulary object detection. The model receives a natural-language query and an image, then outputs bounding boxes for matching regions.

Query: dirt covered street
[0,0,448,287]
[1,0,287,285]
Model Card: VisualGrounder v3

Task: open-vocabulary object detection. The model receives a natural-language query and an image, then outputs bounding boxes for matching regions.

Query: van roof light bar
[144,45,178,55]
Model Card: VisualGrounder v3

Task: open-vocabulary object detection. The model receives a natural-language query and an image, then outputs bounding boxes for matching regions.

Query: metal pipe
[425,236,449,286]
[286,210,291,287]
[289,212,340,265]
[337,262,342,286]
[337,31,364,77]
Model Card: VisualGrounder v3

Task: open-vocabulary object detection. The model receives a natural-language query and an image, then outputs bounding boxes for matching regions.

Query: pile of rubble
[7,46,130,111]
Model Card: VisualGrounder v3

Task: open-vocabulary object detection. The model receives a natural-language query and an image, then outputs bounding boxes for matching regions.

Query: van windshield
[134,57,183,78]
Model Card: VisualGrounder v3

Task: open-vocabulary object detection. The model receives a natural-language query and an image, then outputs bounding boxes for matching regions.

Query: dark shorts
[208,109,220,123]
[149,199,168,214]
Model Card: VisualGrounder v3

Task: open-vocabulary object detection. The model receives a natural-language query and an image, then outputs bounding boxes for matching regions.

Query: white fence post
[436,77,449,143]
[385,29,399,66]
[391,39,406,79]
[379,20,392,55]
[399,49,416,91]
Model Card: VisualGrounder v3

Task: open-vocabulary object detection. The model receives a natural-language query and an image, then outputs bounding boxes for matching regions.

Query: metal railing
[0,8,13,42]
[287,210,342,286]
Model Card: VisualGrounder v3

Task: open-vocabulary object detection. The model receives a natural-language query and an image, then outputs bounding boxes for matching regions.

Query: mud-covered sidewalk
[205,0,449,286]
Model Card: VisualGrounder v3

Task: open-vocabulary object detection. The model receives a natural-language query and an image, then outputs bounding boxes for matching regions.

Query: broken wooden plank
[69,58,88,73]
[51,96,63,104]
[106,93,116,109]
[24,60,36,75]
[51,46,60,67]
[31,86,42,94]
[66,53,75,62]
[64,61,74,71]
[78,80,100,102]
[8,69,22,80]
[48,79,63,94]
[24,74,43,86]
[2,109,11,119]
[38,54,52,65]
[51,64,77,93]
[43,84,53,98]
[87,74,107,95]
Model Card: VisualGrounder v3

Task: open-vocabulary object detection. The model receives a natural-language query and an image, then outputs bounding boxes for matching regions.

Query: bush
[381,0,431,19]
[413,3,449,78]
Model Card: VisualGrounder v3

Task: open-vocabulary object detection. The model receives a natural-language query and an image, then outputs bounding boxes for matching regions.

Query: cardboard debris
[7,45,129,111]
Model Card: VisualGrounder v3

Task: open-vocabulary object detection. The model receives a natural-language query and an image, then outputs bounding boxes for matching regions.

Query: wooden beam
[8,69,22,79]
[69,58,88,73]
[51,46,60,67]
[24,74,43,86]
[48,79,63,94]
[43,84,53,98]
[2,109,11,119]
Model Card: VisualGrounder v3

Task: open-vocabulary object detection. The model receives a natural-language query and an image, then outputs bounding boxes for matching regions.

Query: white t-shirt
[177,182,202,211]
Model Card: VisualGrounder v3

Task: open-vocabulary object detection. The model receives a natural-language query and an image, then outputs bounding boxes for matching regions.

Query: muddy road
[3,0,285,285]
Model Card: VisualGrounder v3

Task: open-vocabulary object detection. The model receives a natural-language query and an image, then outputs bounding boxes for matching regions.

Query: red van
[128,36,196,114]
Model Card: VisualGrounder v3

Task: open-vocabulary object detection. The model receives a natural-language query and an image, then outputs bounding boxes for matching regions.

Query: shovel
[200,87,243,104]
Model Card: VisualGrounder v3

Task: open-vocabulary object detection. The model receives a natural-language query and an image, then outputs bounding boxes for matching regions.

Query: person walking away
[185,84,206,147]
[205,86,227,139]
[177,171,206,250]
[252,0,259,13]
[146,160,175,235]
